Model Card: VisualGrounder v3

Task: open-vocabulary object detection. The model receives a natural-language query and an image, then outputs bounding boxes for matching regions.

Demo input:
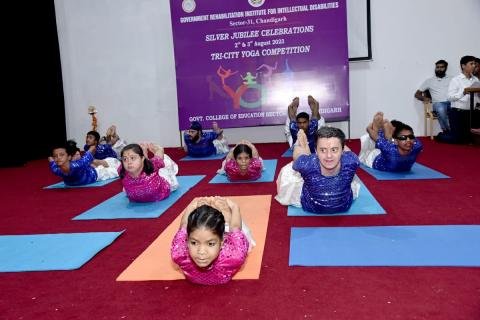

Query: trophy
[88,106,98,131]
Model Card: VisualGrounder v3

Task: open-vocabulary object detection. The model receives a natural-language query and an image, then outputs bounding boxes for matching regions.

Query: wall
[55,0,480,147]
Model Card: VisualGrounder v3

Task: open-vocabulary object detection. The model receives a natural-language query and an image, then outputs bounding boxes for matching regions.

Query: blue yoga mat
[209,159,277,184]
[73,175,204,220]
[289,225,480,267]
[0,231,123,272]
[44,177,119,189]
[287,180,385,216]
[180,153,227,161]
[282,148,293,157]
[360,163,450,180]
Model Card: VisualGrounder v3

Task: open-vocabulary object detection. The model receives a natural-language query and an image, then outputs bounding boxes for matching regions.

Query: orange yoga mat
[116,195,271,281]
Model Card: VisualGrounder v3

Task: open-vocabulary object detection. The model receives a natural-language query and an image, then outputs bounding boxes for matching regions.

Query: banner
[170,0,349,130]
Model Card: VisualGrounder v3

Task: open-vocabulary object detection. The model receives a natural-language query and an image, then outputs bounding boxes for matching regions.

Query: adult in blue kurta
[183,121,228,157]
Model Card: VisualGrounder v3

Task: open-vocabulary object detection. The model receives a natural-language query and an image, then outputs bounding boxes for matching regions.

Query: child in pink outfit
[171,197,251,285]
[119,143,178,202]
[219,140,263,181]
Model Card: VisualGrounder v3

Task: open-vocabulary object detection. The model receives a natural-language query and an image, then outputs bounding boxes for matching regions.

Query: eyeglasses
[395,134,415,141]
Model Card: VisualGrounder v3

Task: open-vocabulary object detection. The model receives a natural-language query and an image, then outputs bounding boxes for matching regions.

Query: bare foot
[372,112,384,131]
[106,125,116,137]
[308,95,320,114]
[471,128,480,135]
[383,119,395,140]
[289,97,299,109]
[288,97,300,119]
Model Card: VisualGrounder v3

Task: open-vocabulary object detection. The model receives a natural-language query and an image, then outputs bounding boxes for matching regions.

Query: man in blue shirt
[183,121,228,157]
[84,130,118,160]
[287,95,324,153]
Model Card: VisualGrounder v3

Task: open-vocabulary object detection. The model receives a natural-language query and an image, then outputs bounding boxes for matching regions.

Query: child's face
[235,152,251,171]
[394,129,415,153]
[297,117,309,132]
[85,134,97,146]
[316,137,343,175]
[71,150,81,161]
[52,148,71,166]
[462,61,476,75]
[188,227,222,268]
[121,149,144,177]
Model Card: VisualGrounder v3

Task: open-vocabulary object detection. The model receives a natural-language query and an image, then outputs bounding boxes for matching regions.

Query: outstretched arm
[212,121,224,140]
[293,130,310,160]
[256,64,266,71]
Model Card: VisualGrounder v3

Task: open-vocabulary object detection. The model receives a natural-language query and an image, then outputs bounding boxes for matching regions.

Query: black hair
[187,123,202,143]
[435,59,448,67]
[391,120,414,138]
[66,140,80,157]
[190,121,203,132]
[233,144,253,159]
[316,126,346,148]
[119,143,154,179]
[460,55,476,67]
[187,204,225,239]
[296,112,310,121]
[86,131,101,143]
[51,140,80,157]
